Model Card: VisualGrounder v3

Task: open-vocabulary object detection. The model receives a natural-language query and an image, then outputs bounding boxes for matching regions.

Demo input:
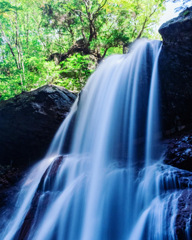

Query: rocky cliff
[0,85,76,167]
[159,6,192,136]
[158,7,192,238]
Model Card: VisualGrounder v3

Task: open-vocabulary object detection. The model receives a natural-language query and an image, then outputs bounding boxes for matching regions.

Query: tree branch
[93,0,108,19]
[101,46,110,59]
[0,23,18,68]
[136,8,157,39]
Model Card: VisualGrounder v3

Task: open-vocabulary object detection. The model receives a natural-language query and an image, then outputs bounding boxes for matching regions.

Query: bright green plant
[0,0,166,100]
[55,53,95,91]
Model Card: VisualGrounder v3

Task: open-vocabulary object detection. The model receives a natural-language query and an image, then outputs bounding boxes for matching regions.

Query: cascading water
[1,39,192,240]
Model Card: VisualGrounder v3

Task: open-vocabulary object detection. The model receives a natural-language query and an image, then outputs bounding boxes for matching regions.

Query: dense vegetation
[0,0,166,100]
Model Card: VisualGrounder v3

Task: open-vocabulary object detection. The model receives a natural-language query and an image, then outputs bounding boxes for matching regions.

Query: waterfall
[1,39,191,240]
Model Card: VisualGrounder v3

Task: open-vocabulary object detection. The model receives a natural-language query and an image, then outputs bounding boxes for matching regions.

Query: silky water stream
[1,39,192,240]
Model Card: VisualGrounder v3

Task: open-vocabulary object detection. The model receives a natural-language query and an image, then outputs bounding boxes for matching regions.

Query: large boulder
[159,7,192,48]
[0,85,76,167]
[158,7,192,136]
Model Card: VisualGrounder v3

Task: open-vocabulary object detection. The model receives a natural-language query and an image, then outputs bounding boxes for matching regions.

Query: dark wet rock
[161,11,192,233]
[0,165,25,232]
[0,85,76,167]
[16,155,65,239]
[0,165,25,209]
[164,134,192,171]
[159,7,192,48]
[163,132,192,238]
[16,191,52,240]
[0,166,23,188]
[158,164,192,192]
[175,189,192,239]
[38,155,65,191]
[158,7,192,136]
[42,155,64,179]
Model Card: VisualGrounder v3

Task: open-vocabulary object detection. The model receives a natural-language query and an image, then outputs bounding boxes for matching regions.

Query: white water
[1,39,191,240]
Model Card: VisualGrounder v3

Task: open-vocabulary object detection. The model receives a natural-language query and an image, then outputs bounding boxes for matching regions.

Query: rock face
[164,133,192,171]
[164,132,192,239]
[159,9,192,237]
[159,7,192,48]
[16,155,65,240]
[0,165,24,212]
[176,189,192,239]
[0,85,76,167]
[158,7,192,136]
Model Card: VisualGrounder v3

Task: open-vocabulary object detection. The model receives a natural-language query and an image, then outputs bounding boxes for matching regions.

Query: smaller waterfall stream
[1,39,192,240]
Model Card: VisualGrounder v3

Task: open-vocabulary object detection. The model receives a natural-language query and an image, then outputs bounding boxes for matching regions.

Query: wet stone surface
[175,189,192,239]
[0,165,25,210]
[16,155,65,239]
[164,132,192,239]
[164,134,192,171]
[159,7,192,136]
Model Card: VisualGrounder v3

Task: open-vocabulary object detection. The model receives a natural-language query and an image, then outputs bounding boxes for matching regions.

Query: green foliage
[24,57,60,89]
[183,9,190,16]
[0,1,20,14]
[0,0,166,100]
[0,56,60,100]
[55,54,95,91]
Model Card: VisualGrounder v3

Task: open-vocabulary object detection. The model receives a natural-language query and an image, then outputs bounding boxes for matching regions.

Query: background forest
[0,0,188,100]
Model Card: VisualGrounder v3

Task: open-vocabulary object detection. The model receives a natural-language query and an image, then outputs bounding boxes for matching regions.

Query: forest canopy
[0,0,166,100]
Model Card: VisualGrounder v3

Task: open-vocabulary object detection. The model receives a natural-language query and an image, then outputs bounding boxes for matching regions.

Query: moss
[183,10,190,17]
